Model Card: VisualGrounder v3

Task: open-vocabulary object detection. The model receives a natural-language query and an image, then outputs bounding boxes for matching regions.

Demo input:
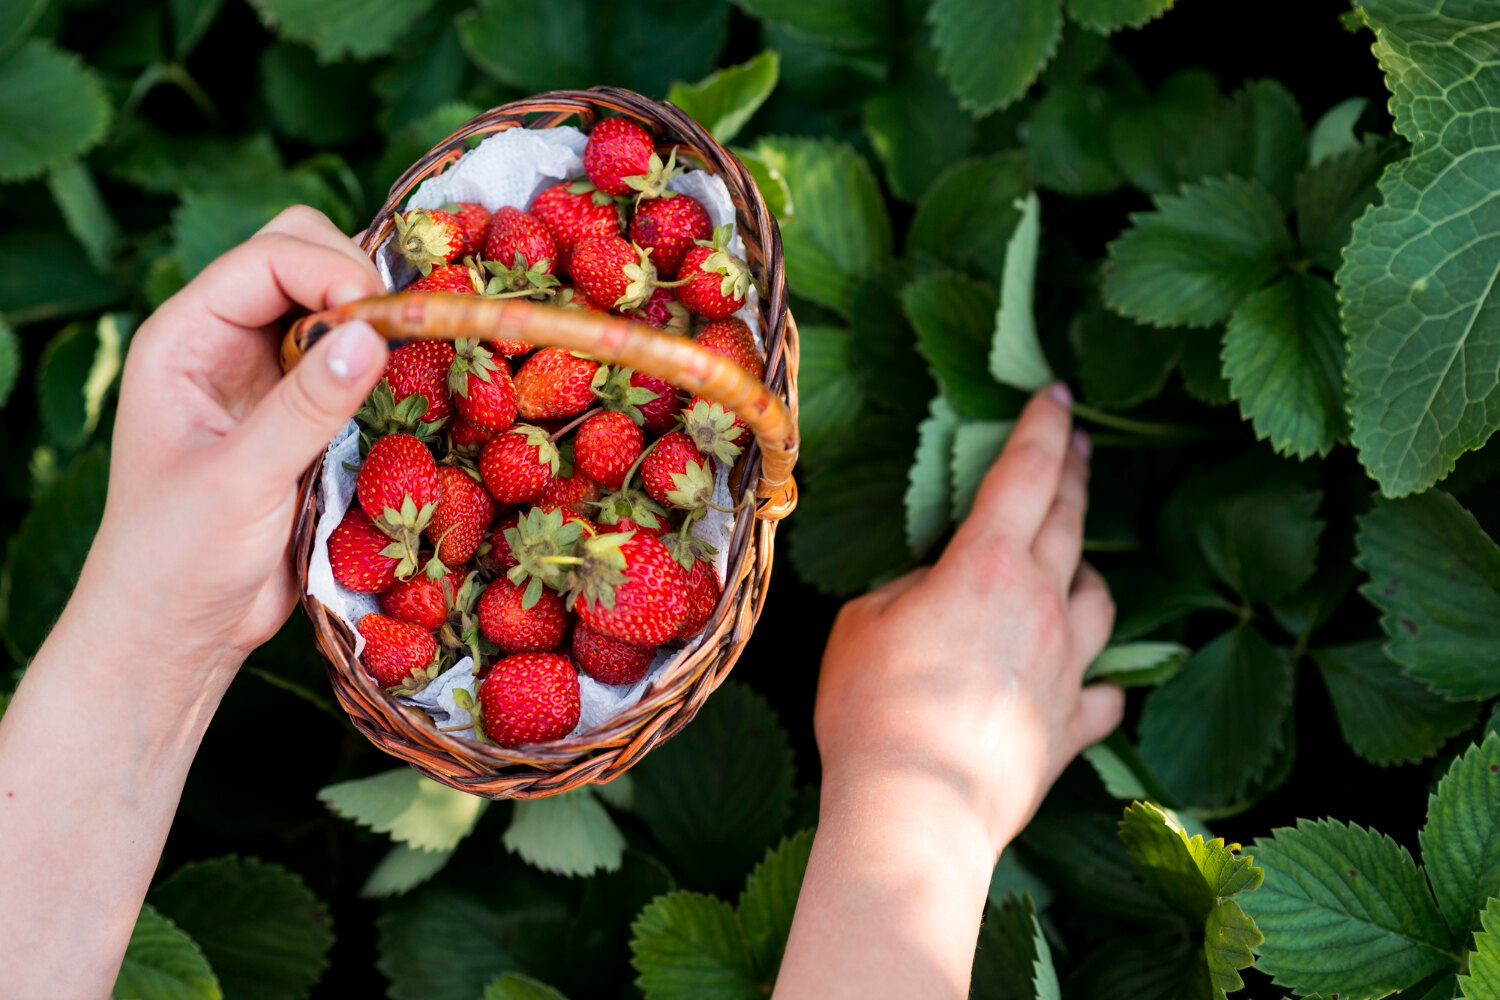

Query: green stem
[1070,402,1224,440]
[1082,538,1141,553]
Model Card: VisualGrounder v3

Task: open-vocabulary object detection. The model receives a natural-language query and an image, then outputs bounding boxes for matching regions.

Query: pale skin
[0,207,1121,998]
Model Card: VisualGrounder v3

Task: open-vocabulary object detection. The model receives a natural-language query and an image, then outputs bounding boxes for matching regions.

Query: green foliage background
[5,0,1500,997]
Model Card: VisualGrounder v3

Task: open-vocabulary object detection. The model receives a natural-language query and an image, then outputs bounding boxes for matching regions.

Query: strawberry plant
[5,0,1500,997]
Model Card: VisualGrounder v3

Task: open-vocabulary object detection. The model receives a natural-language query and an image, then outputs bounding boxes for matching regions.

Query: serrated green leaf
[1356,491,1500,700]
[1138,626,1296,807]
[1421,734,1500,944]
[905,396,962,558]
[629,893,761,1000]
[1222,272,1347,459]
[1216,79,1309,208]
[318,768,487,852]
[0,317,18,410]
[907,154,1029,285]
[0,445,107,661]
[1313,642,1478,767]
[1205,897,1263,997]
[149,856,332,1000]
[753,136,892,316]
[503,788,626,878]
[0,227,122,326]
[951,420,1015,521]
[1295,138,1398,272]
[731,146,790,219]
[1107,564,1236,641]
[1107,68,1222,194]
[668,50,779,145]
[1340,3,1500,497]
[1023,809,1181,924]
[1084,641,1189,687]
[1460,898,1500,1000]
[260,42,375,145]
[1242,819,1457,1000]
[1073,305,1182,409]
[360,843,454,899]
[1065,0,1175,32]
[1309,96,1368,164]
[904,272,1008,420]
[730,0,890,49]
[0,41,111,182]
[971,892,1045,1000]
[562,851,675,995]
[47,160,120,273]
[632,682,794,895]
[113,904,221,1000]
[171,169,348,279]
[1025,82,1124,196]
[846,267,935,415]
[1119,801,1263,919]
[991,192,1054,391]
[863,52,976,202]
[929,0,1063,115]
[1194,476,1323,605]
[795,324,863,447]
[738,829,814,980]
[247,0,436,60]
[109,126,284,197]
[37,313,125,450]
[483,974,569,1000]
[989,852,1055,914]
[1104,176,1294,329]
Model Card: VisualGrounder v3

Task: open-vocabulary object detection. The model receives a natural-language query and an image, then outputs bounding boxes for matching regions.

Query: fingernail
[1071,429,1092,459]
[325,321,381,382]
[1048,382,1072,409]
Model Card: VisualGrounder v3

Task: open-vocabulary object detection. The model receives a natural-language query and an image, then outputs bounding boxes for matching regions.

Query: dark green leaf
[1022,809,1181,924]
[731,0,891,49]
[668,51,779,145]
[0,41,111,182]
[1065,0,1175,32]
[170,0,225,57]
[247,0,436,60]
[1194,475,1323,605]
[1420,733,1500,944]
[1026,82,1123,196]
[1296,139,1398,271]
[1211,79,1308,208]
[738,829,814,979]
[112,904,221,1000]
[970,892,1051,1000]
[563,851,676,995]
[846,267,935,414]
[1313,643,1478,767]
[863,53,975,202]
[37,313,125,450]
[483,974,569,1000]
[47,160,120,273]
[0,0,48,56]
[1107,68,1222,194]
[109,127,284,197]
[260,42,375,146]
[1073,304,1182,409]
[374,101,483,196]
[795,324,863,447]
[906,153,1029,285]
[1106,564,1236,641]
[1177,328,1232,405]
[171,170,349,279]
[373,21,467,134]
[903,271,1007,420]
[929,0,1063,115]
[0,317,19,410]
[629,893,760,1000]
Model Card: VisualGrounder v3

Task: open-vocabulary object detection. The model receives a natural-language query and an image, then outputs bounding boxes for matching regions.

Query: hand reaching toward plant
[776,385,1123,1000]
[0,206,388,998]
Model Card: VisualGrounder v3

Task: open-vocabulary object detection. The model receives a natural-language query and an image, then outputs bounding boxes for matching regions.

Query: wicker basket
[280,88,799,800]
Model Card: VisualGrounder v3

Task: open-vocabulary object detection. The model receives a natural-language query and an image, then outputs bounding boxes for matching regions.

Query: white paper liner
[308,126,762,741]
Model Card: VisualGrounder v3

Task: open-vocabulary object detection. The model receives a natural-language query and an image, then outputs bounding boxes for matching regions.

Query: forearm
[0,568,240,997]
[774,767,1002,1000]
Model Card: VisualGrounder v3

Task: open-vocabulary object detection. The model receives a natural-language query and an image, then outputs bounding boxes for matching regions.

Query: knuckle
[266,203,324,231]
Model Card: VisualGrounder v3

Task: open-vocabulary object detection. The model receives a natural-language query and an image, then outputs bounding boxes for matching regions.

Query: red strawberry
[623,287,688,335]
[380,555,462,632]
[480,424,560,504]
[358,613,440,690]
[583,117,678,198]
[498,507,595,599]
[482,206,559,294]
[393,209,466,275]
[572,623,655,686]
[694,317,764,379]
[595,487,671,538]
[590,366,680,431]
[443,201,491,258]
[328,507,403,592]
[633,372,683,432]
[567,532,689,646]
[641,431,718,511]
[486,512,522,573]
[479,652,580,746]
[408,263,480,294]
[629,193,712,276]
[574,411,642,490]
[478,578,567,654]
[356,434,441,573]
[530,181,623,276]
[514,348,601,421]
[424,467,496,564]
[555,285,611,314]
[448,341,518,431]
[678,225,752,319]
[675,559,722,640]
[689,395,750,448]
[534,467,603,516]
[449,412,498,453]
[384,341,456,424]
[569,236,661,311]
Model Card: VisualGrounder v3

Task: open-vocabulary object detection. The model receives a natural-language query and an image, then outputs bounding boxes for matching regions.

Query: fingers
[258,204,381,276]
[1070,683,1126,749]
[226,321,387,490]
[954,384,1074,547]
[1032,433,1091,590]
[1067,562,1114,673]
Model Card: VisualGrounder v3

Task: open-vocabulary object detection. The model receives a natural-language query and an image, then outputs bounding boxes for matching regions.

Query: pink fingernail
[325,321,380,382]
[1071,430,1092,459]
[1048,382,1072,409]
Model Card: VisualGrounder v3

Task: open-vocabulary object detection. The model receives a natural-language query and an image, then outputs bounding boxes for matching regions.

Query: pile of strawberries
[327,117,764,748]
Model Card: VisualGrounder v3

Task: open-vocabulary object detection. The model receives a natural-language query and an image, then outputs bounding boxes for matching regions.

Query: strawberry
[595,487,671,538]
[481,206,559,294]
[694,317,764,379]
[393,209,466,275]
[328,507,404,592]
[641,431,719,511]
[689,395,750,448]
[555,285,611,314]
[479,652,580,746]
[569,236,661,311]
[574,411,642,490]
[478,578,567,654]
[514,348,601,420]
[583,117,679,198]
[448,412,498,453]
[634,372,684,432]
[424,466,496,565]
[530,181,623,276]
[443,201,491,258]
[566,532,689,646]
[448,340,518,431]
[356,433,441,574]
[534,467,603,516]
[674,559,722,640]
[357,613,441,690]
[355,381,442,452]
[480,424,560,504]
[678,225,752,319]
[408,262,481,294]
[384,341,456,424]
[380,555,462,632]
[485,512,522,573]
[497,507,595,601]
[623,287,689,335]
[629,193,712,276]
[572,623,655,686]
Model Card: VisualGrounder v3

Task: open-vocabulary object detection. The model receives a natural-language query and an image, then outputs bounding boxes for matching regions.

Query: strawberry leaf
[863,52,976,202]
[736,830,814,979]
[795,324,864,447]
[1461,899,1500,1000]
[247,0,436,60]
[260,41,375,146]
[728,0,890,50]
[903,271,1008,419]
[1308,96,1368,164]
[483,975,570,1000]
[929,0,1063,115]
[990,192,1054,392]
[1420,733,1500,945]
[667,50,779,146]
[950,419,1014,521]
[629,893,760,1000]
[112,903,221,1000]
[970,891,1059,1000]
[503,788,627,878]
[1073,304,1182,410]
[0,41,111,183]
[0,317,18,410]
[37,312,127,451]
[906,153,1029,285]
[1083,641,1190,688]
[360,843,455,899]
[905,396,962,558]
[1065,0,1175,33]
[318,768,488,852]
[1025,82,1125,197]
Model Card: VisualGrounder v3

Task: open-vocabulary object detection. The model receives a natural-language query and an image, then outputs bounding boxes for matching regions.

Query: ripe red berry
[393,208,467,275]
[513,348,601,421]
[678,226,752,319]
[631,372,683,432]
[448,412,498,452]
[569,235,659,311]
[480,653,580,746]
[569,532,689,646]
[424,467,496,565]
[622,287,688,335]
[358,613,439,689]
[641,431,718,511]
[572,623,656,686]
[384,340,456,424]
[676,560,722,640]
[583,118,657,197]
[408,263,480,294]
[629,193,712,276]
[443,201,491,258]
[478,578,567,654]
[449,343,518,431]
[356,434,441,573]
[533,467,603,516]
[479,424,560,505]
[328,507,402,593]
[482,206,558,293]
[574,411,643,490]
[529,182,621,275]
[694,317,764,380]
[380,556,462,632]
[486,512,522,573]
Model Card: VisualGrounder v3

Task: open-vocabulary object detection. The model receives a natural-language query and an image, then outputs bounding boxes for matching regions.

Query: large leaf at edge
[928,0,1063,115]
[112,904,221,1000]
[0,41,111,182]
[1420,733,1500,945]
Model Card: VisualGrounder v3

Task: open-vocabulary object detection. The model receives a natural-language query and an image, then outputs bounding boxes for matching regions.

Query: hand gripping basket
[280,88,799,800]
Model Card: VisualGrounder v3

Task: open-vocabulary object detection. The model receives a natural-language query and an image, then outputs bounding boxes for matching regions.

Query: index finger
[952,383,1075,546]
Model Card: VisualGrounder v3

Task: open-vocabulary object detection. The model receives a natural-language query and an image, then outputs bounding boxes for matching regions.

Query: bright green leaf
[951,420,1015,521]
[247,0,436,60]
[795,324,863,447]
[483,974,569,1000]
[668,50,780,145]
[731,147,790,220]
[318,768,487,852]
[1025,82,1124,196]
[904,272,1008,420]
[260,42,375,145]
[991,192,1054,392]
[1084,641,1189,688]
[730,0,890,49]
[503,788,626,878]
[113,904,221,1000]
[1460,898,1500,1000]
[1309,96,1368,164]
[47,160,120,273]
[907,154,1029,285]
[905,396,962,558]
[1119,801,1263,919]
[629,893,761,1000]
[929,0,1063,115]
[360,844,454,899]
[863,53,976,202]
[1421,733,1500,944]
[149,857,332,1000]
[1356,491,1500,700]
[1065,0,1176,32]
[0,41,111,182]
[1205,898,1264,997]
[1313,642,1478,767]
[1242,819,1456,1000]
[738,829,815,980]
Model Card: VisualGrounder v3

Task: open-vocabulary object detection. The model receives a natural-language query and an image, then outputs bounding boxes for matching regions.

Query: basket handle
[282,292,799,520]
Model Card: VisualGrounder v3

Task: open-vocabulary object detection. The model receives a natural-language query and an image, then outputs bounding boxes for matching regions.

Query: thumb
[232,320,388,486]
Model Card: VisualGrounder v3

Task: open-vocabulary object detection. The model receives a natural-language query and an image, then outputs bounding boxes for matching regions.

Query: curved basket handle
[282,292,798,519]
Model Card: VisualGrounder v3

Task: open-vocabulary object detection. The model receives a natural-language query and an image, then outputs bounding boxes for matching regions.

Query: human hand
[813,384,1122,857]
[78,206,389,689]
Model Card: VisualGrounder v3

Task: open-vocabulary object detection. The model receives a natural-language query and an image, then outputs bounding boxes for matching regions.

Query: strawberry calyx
[386,645,448,697]
[482,252,561,296]
[373,495,439,578]
[392,209,458,276]
[447,338,505,398]
[591,366,660,425]
[662,522,717,571]
[693,223,757,303]
[503,507,589,609]
[681,398,744,465]
[562,531,634,613]
[356,380,444,453]
[566,177,623,209]
[612,242,662,311]
[450,686,487,742]
[593,487,669,534]
[622,146,684,203]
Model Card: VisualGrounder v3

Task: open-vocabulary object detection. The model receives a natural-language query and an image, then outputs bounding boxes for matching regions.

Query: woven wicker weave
[282,87,798,799]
